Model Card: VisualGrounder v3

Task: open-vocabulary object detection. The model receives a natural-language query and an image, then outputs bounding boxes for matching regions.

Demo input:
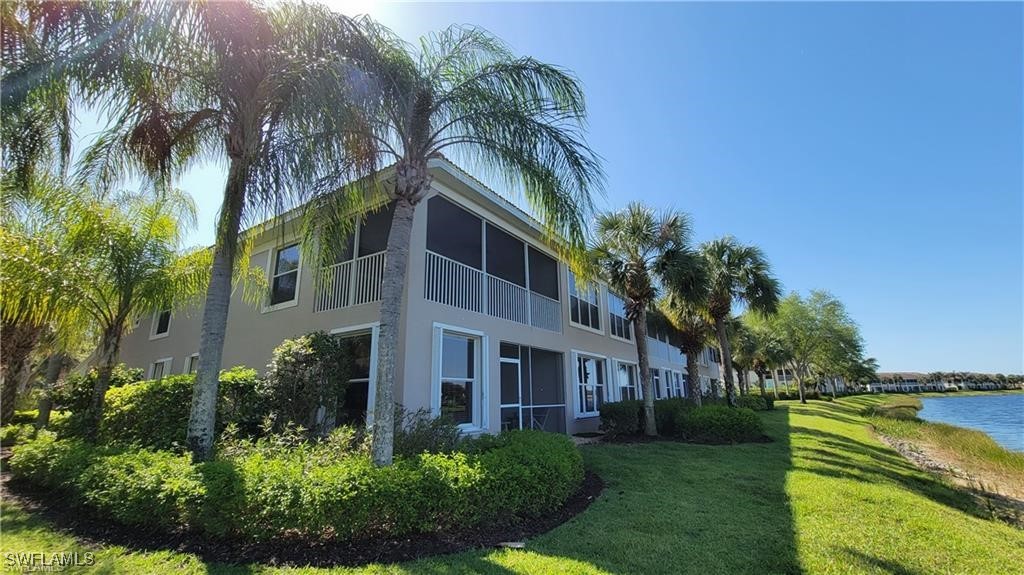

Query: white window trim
[606,292,634,343]
[610,357,639,402]
[263,243,302,313]
[567,270,605,335]
[149,310,171,340]
[330,322,380,428]
[571,349,607,419]
[185,353,199,375]
[650,366,663,399]
[431,322,489,434]
[149,357,173,380]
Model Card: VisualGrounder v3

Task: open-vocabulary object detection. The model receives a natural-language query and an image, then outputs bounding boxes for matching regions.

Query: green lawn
[3,397,1023,574]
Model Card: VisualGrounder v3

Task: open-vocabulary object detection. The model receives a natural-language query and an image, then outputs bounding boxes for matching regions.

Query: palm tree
[729,318,757,396]
[26,1,381,459]
[341,24,604,463]
[658,296,714,407]
[740,314,789,398]
[700,237,781,407]
[592,204,702,435]
[0,175,88,424]
[69,191,219,437]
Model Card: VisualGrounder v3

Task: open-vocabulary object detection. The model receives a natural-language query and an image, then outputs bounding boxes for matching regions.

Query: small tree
[260,331,351,439]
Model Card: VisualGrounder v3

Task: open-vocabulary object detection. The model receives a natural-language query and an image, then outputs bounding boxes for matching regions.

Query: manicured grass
[3,397,1023,574]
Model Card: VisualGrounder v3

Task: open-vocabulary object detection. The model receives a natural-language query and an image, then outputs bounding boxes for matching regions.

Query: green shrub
[260,331,351,438]
[1,423,35,446]
[653,398,693,436]
[599,400,642,437]
[10,410,38,425]
[51,364,143,436]
[8,431,98,490]
[674,405,764,443]
[98,366,262,450]
[9,429,582,543]
[736,395,769,411]
[78,450,205,529]
[393,407,460,457]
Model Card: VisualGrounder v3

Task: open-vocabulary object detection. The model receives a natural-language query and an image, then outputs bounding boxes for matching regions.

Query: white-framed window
[568,271,601,332]
[267,243,301,308]
[150,309,171,340]
[330,324,379,427]
[433,324,487,431]
[607,292,632,341]
[573,351,606,418]
[614,360,639,401]
[651,367,662,399]
[150,357,173,380]
[185,353,199,374]
[668,370,684,398]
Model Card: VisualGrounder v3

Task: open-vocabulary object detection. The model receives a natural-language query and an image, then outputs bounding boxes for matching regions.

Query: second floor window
[608,292,632,340]
[270,243,300,306]
[568,272,601,331]
[151,309,171,338]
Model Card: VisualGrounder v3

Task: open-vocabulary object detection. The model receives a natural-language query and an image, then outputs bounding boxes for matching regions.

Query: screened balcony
[313,203,392,312]
[423,196,562,332]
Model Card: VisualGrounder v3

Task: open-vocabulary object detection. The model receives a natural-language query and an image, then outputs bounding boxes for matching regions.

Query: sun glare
[319,0,381,18]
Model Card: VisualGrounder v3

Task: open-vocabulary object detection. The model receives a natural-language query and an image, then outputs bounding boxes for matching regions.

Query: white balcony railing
[425,250,561,332]
[314,251,386,312]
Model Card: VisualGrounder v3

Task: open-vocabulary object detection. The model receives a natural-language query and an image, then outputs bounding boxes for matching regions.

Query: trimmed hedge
[9,429,583,542]
[736,395,771,411]
[599,399,765,443]
[673,405,764,443]
[98,367,262,450]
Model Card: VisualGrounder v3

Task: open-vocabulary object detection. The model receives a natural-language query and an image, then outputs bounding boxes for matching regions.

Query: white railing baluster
[313,252,385,312]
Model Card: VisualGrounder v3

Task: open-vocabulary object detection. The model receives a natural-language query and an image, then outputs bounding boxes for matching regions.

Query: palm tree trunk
[188,158,247,462]
[714,316,737,407]
[757,371,767,397]
[685,347,702,407]
[370,194,419,466]
[1,321,41,425]
[633,307,657,435]
[87,323,123,441]
[36,352,64,429]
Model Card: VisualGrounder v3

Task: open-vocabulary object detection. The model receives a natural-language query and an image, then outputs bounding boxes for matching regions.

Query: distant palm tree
[593,204,702,434]
[342,24,604,463]
[729,318,757,395]
[700,237,781,407]
[658,296,714,407]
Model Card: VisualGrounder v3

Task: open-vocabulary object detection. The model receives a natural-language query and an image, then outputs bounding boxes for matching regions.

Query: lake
[918,393,1024,452]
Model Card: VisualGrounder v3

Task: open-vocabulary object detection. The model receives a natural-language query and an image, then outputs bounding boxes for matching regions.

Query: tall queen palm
[657,296,713,407]
[700,237,780,407]
[39,1,380,460]
[592,204,702,435]
[350,25,603,464]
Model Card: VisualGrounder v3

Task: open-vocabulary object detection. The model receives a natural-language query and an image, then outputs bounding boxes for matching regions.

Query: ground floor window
[573,352,606,418]
[615,360,639,400]
[150,357,172,380]
[436,327,484,429]
[337,331,373,426]
[668,370,684,397]
[186,354,199,374]
[651,367,662,399]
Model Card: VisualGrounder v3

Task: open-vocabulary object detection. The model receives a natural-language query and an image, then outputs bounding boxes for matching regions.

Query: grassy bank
[856,394,1024,501]
[3,398,1023,574]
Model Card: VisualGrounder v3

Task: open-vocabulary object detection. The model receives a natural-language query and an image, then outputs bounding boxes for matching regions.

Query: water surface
[918,393,1024,452]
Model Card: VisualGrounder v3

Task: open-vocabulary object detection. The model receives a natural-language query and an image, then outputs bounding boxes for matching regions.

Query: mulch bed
[0,464,604,568]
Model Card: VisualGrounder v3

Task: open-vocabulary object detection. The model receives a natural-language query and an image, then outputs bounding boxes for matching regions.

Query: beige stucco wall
[116,160,690,436]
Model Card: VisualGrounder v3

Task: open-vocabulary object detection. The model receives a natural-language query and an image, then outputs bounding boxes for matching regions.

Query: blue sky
[80,2,1024,374]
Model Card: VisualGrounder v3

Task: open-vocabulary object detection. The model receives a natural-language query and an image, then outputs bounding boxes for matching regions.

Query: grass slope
[3,397,1023,574]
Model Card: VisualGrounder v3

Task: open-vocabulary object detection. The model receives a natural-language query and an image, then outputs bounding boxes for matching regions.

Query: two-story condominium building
[117,158,702,436]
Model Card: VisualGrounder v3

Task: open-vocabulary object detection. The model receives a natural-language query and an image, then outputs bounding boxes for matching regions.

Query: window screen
[426,196,481,269]
[528,247,559,300]
[486,224,526,286]
[358,201,395,256]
